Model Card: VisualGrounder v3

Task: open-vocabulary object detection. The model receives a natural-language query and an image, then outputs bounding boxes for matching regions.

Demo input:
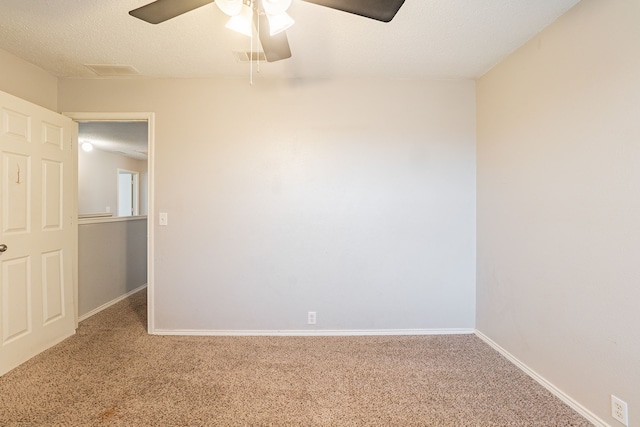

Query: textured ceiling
[0,0,581,79]
[79,122,148,160]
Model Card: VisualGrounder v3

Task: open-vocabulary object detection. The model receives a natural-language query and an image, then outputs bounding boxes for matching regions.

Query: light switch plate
[159,212,168,226]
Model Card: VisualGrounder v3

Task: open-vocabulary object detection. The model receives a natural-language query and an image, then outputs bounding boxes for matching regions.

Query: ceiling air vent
[85,64,141,77]
[233,51,267,63]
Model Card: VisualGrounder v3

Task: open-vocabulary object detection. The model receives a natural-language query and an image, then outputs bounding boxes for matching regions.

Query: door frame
[63,112,155,333]
[117,168,140,216]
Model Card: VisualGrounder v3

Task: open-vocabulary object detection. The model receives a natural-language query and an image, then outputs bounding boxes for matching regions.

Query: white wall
[0,48,57,111]
[78,147,148,216]
[477,0,640,425]
[59,77,476,332]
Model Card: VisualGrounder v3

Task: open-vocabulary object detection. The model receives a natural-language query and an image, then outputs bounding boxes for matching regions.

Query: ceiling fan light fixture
[216,0,243,16]
[267,12,294,36]
[225,4,253,37]
[262,0,292,15]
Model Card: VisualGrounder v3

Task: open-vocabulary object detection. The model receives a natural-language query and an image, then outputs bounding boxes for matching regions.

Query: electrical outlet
[611,395,629,426]
[307,311,316,325]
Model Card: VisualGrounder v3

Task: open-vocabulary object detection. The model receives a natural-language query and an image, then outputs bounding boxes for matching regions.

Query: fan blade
[254,6,292,62]
[261,32,292,62]
[301,0,405,22]
[129,0,215,24]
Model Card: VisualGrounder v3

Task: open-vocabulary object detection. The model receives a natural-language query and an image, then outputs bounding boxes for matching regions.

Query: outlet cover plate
[611,395,629,426]
[307,311,316,325]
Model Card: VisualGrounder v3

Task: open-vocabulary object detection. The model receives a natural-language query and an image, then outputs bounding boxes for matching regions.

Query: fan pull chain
[256,5,260,74]
[249,2,253,86]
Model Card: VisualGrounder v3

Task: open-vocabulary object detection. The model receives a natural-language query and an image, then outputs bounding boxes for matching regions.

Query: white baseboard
[475,330,609,427]
[78,284,147,322]
[151,328,474,336]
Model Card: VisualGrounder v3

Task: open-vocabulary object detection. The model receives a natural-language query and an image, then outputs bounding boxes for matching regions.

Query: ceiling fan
[129,0,406,62]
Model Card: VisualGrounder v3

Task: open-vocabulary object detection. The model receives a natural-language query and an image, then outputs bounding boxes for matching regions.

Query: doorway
[118,169,140,217]
[64,112,155,333]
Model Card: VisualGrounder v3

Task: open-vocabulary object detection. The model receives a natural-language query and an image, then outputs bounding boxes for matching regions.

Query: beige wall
[0,48,57,111]
[59,77,477,333]
[477,0,640,424]
[78,147,148,216]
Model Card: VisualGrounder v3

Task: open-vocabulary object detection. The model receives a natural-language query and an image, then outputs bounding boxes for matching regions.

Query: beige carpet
[0,290,591,426]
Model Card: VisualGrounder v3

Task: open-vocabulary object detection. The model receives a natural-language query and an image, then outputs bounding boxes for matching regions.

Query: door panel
[42,159,63,230]
[1,256,31,343]
[0,91,76,376]
[42,122,64,150]
[2,153,31,234]
[2,108,31,142]
[42,250,64,324]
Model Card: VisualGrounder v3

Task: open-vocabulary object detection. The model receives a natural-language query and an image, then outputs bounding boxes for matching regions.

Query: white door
[0,91,76,376]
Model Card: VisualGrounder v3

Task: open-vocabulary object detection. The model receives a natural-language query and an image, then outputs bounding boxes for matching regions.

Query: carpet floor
[0,290,592,426]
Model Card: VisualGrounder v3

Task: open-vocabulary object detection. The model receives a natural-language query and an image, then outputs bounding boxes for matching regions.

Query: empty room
[0,0,638,425]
